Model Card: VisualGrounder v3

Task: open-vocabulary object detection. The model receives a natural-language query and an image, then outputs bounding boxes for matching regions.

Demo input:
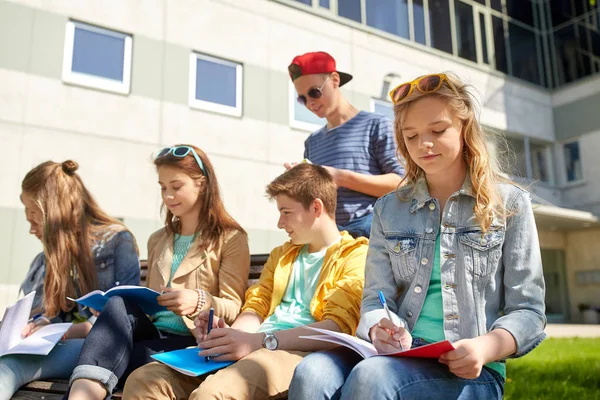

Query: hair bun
[61,160,79,175]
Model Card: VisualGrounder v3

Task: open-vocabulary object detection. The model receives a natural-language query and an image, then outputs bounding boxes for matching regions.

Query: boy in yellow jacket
[123,163,368,399]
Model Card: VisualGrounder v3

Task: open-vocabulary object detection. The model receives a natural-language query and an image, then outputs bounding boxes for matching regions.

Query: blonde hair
[21,160,134,317]
[393,73,510,232]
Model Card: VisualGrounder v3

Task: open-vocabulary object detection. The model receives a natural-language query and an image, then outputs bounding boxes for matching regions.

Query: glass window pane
[366,0,409,39]
[492,16,508,73]
[319,0,330,8]
[479,13,489,64]
[491,0,502,12]
[338,0,362,23]
[506,0,535,26]
[531,144,550,183]
[554,24,594,84]
[455,1,477,62]
[413,0,428,45]
[429,0,453,54]
[292,0,312,5]
[564,141,583,182]
[509,23,541,85]
[373,100,394,121]
[195,57,237,107]
[72,27,125,81]
[550,1,573,27]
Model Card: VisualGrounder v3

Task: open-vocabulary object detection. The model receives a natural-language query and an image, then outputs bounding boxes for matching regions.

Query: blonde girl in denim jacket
[289,73,546,400]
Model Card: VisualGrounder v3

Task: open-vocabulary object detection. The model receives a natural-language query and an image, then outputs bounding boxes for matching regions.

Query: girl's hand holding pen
[369,318,412,354]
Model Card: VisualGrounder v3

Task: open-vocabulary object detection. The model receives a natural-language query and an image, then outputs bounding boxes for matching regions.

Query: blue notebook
[151,347,234,376]
[68,285,167,315]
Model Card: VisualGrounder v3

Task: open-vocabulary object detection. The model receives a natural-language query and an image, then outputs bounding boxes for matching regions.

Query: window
[413,0,428,45]
[455,1,477,62]
[338,0,362,23]
[564,141,583,182]
[492,16,508,73]
[366,0,409,40]
[506,0,535,27]
[429,0,453,54]
[289,82,326,131]
[479,12,489,64]
[292,0,311,5]
[319,0,330,8]
[189,53,243,117]
[62,21,132,94]
[531,145,551,183]
[509,23,541,85]
[370,98,394,121]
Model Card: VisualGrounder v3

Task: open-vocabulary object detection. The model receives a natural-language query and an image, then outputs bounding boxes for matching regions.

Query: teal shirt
[412,233,506,380]
[153,234,195,335]
[258,244,327,333]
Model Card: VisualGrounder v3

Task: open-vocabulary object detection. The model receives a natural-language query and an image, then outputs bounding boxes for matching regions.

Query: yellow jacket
[243,232,368,335]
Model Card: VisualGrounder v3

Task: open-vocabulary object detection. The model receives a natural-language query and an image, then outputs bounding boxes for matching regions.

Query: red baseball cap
[288,52,353,87]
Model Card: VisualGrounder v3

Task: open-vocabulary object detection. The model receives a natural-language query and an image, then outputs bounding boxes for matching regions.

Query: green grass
[505,338,600,400]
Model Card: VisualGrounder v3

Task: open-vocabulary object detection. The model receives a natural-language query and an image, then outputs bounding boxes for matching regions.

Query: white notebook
[0,292,71,357]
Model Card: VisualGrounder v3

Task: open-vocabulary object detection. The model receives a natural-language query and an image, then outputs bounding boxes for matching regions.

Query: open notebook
[68,285,166,315]
[0,292,71,357]
[299,327,455,359]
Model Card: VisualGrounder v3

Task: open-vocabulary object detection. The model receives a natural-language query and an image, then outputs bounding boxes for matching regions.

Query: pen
[28,313,43,324]
[378,291,404,351]
[205,307,215,362]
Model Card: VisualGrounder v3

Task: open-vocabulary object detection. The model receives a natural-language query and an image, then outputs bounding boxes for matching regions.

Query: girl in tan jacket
[66,145,250,400]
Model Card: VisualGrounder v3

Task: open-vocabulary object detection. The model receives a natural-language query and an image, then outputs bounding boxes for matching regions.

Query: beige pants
[122,349,309,400]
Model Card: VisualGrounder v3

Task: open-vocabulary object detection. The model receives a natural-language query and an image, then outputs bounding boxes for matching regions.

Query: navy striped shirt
[304,111,405,225]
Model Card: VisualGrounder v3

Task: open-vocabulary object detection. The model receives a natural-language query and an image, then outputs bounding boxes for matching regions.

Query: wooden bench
[13,254,270,400]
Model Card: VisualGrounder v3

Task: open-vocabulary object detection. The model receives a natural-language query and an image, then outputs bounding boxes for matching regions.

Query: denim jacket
[52,227,140,322]
[356,176,546,358]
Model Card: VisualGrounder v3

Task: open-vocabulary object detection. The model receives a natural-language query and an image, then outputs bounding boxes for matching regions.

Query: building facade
[1,0,599,321]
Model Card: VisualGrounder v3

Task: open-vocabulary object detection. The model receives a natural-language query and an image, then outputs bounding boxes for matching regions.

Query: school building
[1,0,599,322]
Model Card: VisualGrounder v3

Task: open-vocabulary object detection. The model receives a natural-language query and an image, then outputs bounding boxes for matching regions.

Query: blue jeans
[68,296,196,396]
[338,213,373,239]
[0,338,84,400]
[289,346,504,400]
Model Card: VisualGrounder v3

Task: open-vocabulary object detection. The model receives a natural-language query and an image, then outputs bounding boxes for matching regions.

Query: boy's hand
[157,287,198,315]
[193,310,228,342]
[438,338,487,379]
[369,318,412,354]
[198,329,262,361]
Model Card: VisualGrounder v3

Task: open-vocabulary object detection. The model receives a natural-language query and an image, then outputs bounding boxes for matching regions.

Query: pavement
[545,324,600,338]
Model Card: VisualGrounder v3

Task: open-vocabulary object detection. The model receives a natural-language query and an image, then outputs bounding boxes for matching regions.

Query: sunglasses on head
[156,146,207,175]
[296,76,330,106]
[389,73,455,105]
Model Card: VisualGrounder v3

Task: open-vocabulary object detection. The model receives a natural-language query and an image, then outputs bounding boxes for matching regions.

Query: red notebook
[299,327,455,359]
[384,340,455,358]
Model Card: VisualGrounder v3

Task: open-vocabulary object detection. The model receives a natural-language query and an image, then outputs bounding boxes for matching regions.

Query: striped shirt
[304,111,404,226]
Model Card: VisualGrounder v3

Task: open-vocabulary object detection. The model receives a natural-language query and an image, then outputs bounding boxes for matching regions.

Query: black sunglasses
[296,76,330,106]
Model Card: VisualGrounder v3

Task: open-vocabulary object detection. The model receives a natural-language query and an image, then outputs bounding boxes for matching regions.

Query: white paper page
[0,292,35,354]
[299,327,378,358]
[2,323,72,357]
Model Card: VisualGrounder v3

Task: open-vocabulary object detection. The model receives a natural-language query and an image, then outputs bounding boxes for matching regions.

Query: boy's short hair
[266,164,337,218]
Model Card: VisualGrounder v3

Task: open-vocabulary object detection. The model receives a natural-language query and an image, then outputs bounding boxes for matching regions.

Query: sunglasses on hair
[389,73,454,104]
[156,146,207,175]
[296,76,330,106]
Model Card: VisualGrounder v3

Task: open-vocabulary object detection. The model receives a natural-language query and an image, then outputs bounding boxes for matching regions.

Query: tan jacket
[146,228,250,329]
